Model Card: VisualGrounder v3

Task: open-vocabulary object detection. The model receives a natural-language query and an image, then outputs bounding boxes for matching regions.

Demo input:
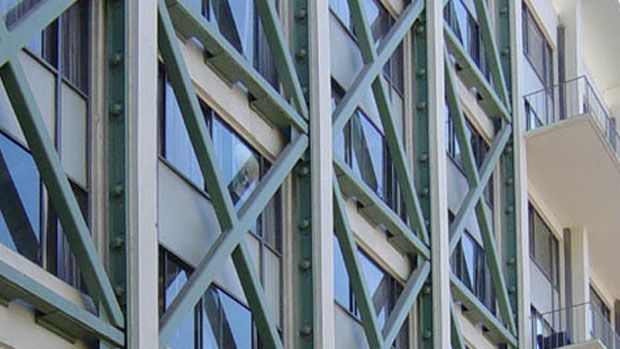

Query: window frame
[528,203,560,289]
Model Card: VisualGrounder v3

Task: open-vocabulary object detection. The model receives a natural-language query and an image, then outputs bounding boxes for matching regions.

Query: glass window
[523,4,553,88]
[450,212,496,312]
[0,132,42,265]
[333,238,409,348]
[60,0,89,92]
[207,0,278,88]
[528,203,560,288]
[160,248,256,349]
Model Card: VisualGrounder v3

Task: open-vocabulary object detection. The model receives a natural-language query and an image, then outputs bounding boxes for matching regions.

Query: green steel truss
[445,0,520,347]
[0,0,125,347]
[0,0,522,347]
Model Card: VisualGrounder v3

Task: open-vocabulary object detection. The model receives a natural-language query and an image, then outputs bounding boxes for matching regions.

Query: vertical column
[509,0,531,347]
[124,0,159,347]
[420,0,449,347]
[308,0,333,348]
[569,226,590,342]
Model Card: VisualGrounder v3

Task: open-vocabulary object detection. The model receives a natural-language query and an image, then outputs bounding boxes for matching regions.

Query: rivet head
[507,257,516,265]
[416,68,426,77]
[110,103,123,117]
[502,48,510,56]
[419,153,429,162]
[415,25,425,35]
[505,206,514,214]
[296,49,307,61]
[300,325,313,336]
[299,259,311,271]
[109,51,123,66]
[416,102,427,111]
[111,235,125,250]
[420,187,429,196]
[506,177,514,186]
[298,218,310,230]
[114,286,125,298]
[297,165,309,177]
[113,184,124,197]
[296,9,307,20]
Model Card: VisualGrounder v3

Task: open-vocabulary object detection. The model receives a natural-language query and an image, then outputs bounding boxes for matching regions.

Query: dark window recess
[160,248,255,349]
[329,0,404,94]
[444,0,491,81]
[158,68,282,252]
[522,4,553,88]
[333,238,409,348]
[528,203,560,288]
[449,212,497,312]
[205,0,279,89]
[444,101,494,206]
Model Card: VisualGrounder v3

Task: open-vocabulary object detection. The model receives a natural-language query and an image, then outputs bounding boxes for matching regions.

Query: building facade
[0,0,619,348]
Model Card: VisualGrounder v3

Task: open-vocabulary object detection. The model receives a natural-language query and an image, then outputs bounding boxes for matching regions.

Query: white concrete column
[126,0,159,348]
[427,0,450,347]
[570,226,591,342]
[511,1,532,348]
[308,0,334,348]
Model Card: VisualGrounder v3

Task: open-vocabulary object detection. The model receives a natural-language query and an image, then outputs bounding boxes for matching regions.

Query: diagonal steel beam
[255,0,308,118]
[334,157,430,259]
[163,0,308,133]
[444,56,517,335]
[346,0,429,245]
[450,301,466,349]
[381,261,430,349]
[0,58,124,327]
[473,0,510,110]
[333,178,383,349]
[0,259,124,346]
[158,0,236,230]
[158,134,307,346]
[332,0,425,135]
[0,0,77,68]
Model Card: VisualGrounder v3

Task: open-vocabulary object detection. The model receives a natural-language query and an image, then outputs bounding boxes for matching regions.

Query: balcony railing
[524,76,620,155]
[532,302,620,349]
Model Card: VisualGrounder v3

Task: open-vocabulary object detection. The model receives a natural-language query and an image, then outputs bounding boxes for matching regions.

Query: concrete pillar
[308,1,334,348]
[427,0,450,347]
[126,0,159,347]
[511,1,532,348]
[569,226,590,342]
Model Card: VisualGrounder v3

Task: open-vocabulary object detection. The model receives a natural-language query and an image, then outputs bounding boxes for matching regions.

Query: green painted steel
[444,26,511,122]
[345,0,429,245]
[289,0,313,347]
[254,0,308,118]
[473,0,511,110]
[106,0,129,324]
[0,58,125,328]
[0,0,77,67]
[332,0,425,135]
[163,0,308,134]
[411,8,433,349]
[450,303,466,349]
[0,259,124,346]
[381,261,430,349]
[334,158,430,259]
[451,275,518,346]
[334,179,383,349]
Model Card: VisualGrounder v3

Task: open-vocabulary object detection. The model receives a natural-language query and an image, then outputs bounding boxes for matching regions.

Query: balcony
[532,303,618,349]
[524,76,620,299]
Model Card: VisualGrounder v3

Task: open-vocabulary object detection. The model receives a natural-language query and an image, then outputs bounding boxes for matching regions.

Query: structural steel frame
[0,0,522,348]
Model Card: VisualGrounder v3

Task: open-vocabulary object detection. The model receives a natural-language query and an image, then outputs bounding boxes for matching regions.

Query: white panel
[60,83,87,187]
[530,260,554,313]
[334,305,369,349]
[19,52,55,141]
[264,249,281,327]
[330,16,363,90]
[0,53,55,145]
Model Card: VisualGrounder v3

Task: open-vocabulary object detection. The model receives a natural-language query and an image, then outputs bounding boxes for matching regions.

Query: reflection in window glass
[350,112,384,198]
[0,133,41,265]
[202,287,252,349]
[528,204,559,287]
[212,117,260,207]
[333,238,409,348]
[161,251,197,349]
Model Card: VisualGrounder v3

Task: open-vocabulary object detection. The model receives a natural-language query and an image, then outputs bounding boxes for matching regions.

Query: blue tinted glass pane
[210,0,254,60]
[350,113,384,199]
[333,238,351,308]
[330,0,351,29]
[202,287,252,349]
[461,235,476,291]
[165,257,195,349]
[212,118,259,207]
[164,80,205,187]
[358,251,389,326]
[0,134,41,264]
